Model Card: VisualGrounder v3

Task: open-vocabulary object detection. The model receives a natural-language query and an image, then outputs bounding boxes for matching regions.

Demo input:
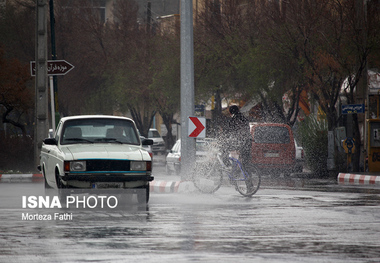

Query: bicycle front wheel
[234,164,261,197]
[192,161,223,194]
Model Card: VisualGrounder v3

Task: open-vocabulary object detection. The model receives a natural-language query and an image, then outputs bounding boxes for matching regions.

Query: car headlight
[64,161,86,172]
[130,161,146,171]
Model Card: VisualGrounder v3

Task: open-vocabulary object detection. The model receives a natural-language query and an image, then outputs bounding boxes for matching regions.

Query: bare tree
[0,48,33,137]
[259,0,380,171]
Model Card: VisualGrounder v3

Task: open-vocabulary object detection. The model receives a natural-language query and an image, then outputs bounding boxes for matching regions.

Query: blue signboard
[342,104,365,114]
[343,137,355,154]
[195,105,205,112]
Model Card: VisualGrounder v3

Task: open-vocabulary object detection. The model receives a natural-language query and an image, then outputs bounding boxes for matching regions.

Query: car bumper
[62,173,153,182]
[152,145,165,152]
[167,162,180,171]
[60,172,153,189]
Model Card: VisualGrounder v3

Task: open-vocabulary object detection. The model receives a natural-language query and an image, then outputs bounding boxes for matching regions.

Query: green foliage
[298,115,328,177]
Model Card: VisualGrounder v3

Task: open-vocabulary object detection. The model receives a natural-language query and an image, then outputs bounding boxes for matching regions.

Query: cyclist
[220,105,252,168]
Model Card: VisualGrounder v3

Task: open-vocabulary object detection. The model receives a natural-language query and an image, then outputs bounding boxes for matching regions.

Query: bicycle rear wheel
[193,161,223,194]
[234,164,261,197]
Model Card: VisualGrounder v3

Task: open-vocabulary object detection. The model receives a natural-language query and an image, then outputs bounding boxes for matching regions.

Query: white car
[165,139,213,175]
[136,130,153,159]
[148,128,165,154]
[39,115,154,203]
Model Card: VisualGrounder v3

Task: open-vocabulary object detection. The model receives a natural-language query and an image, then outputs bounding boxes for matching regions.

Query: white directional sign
[30,60,74,76]
[188,117,206,138]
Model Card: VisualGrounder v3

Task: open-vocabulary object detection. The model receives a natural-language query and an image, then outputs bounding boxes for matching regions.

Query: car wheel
[54,169,68,205]
[43,166,52,189]
[137,184,149,204]
[55,169,64,189]
[166,163,172,175]
[43,166,55,197]
[174,165,181,175]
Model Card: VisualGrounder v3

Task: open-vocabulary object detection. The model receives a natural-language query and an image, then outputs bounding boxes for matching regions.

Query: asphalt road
[0,169,380,263]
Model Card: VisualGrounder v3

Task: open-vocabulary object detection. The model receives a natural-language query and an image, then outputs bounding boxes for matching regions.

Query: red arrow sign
[189,117,206,138]
[30,60,74,76]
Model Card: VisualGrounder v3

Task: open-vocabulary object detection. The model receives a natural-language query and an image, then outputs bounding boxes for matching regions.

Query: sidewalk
[337,172,380,186]
[0,173,43,181]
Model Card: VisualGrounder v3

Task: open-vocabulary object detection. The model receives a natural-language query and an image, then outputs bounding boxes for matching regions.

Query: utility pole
[355,0,368,171]
[146,2,151,33]
[49,0,59,127]
[34,0,49,166]
[180,0,195,180]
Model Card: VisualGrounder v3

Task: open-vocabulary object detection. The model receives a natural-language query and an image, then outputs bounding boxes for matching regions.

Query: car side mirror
[142,139,153,146]
[43,138,57,145]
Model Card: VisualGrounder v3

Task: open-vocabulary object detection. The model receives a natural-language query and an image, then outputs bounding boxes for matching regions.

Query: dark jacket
[226,112,251,140]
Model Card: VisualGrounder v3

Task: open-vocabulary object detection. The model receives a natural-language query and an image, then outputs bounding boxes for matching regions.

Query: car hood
[61,144,148,161]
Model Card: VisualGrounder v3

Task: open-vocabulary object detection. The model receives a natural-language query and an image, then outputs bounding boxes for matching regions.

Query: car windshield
[148,130,161,138]
[60,118,140,145]
[254,126,290,144]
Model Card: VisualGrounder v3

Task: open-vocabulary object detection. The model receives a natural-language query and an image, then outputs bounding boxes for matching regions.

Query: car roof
[60,115,134,122]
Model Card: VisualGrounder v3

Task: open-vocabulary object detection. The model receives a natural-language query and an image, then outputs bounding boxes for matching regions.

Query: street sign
[30,60,74,76]
[342,137,355,154]
[188,117,206,138]
[341,104,365,114]
[195,105,205,112]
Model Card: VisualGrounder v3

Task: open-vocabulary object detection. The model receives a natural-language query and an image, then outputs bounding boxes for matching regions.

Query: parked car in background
[148,128,165,154]
[165,139,213,175]
[137,130,153,160]
[294,139,305,172]
[250,123,296,176]
[39,115,154,203]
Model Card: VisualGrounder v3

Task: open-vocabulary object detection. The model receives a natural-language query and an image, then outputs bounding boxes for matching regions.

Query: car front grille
[85,160,130,172]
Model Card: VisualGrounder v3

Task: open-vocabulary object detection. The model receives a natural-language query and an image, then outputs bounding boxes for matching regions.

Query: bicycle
[192,151,261,197]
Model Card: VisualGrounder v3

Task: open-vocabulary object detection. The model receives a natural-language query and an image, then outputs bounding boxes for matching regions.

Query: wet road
[1,176,380,262]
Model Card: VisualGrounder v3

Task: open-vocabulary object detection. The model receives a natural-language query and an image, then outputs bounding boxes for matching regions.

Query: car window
[61,118,139,145]
[55,121,62,141]
[171,141,180,153]
[148,130,161,138]
[254,126,290,144]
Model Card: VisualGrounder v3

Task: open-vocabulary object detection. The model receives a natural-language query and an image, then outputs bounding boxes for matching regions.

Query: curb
[338,173,380,185]
[150,180,182,193]
[0,173,43,181]
[149,180,195,193]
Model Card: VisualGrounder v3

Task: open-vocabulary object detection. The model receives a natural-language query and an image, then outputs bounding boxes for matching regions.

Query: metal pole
[34,0,49,167]
[180,0,195,180]
[49,0,59,122]
[49,76,55,133]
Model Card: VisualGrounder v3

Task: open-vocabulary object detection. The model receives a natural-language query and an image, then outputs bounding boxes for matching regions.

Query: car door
[166,140,181,171]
